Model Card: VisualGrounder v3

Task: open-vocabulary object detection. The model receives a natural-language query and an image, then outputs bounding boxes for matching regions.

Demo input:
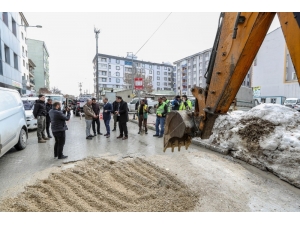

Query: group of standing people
[83,96,129,140]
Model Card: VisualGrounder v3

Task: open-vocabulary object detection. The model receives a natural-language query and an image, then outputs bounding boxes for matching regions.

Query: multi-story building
[0,12,29,93]
[174,48,251,96]
[251,27,298,99]
[26,38,50,93]
[92,53,174,94]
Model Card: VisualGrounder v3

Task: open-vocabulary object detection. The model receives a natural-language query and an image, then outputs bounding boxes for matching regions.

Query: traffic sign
[134,77,143,90]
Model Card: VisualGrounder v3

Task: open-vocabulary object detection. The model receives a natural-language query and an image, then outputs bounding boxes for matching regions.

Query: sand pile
[208,103,300,188]
[0,157,198,212]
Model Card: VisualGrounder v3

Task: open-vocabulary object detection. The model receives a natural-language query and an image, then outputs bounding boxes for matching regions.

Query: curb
[129,119,229,155]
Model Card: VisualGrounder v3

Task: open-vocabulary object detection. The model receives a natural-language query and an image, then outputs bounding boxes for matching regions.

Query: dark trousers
[104,119,111,135]
[92,117,100,134]
[53,131,66,158]
[138,115,147,131]
[113,114,117,129]
[46,117,51,136]
[119,122,128,137]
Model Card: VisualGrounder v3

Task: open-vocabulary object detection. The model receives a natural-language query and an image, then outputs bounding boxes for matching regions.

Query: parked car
[128,98,158,114]
[21,97,38,130]
[0,87,28,158]
[284,98,300,111]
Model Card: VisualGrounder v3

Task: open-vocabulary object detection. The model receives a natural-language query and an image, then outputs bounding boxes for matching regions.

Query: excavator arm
[164,12,300,152]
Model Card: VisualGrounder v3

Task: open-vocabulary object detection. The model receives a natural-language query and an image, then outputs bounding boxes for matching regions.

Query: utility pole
[94,27,100,101]
[79,82,82,96]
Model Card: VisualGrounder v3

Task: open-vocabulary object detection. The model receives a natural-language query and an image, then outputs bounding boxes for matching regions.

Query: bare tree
[39,88,51,94]
[51,86,62,94]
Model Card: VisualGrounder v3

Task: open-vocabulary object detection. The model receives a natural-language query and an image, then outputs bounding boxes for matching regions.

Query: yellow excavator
[164,12,300,152]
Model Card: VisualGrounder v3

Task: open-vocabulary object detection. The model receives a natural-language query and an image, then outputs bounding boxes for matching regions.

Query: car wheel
[149,107,154,114]
[15,128,27,150]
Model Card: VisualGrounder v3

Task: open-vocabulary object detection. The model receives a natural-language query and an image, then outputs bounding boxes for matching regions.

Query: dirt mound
[0,157,198,212]
[238,118,276,143]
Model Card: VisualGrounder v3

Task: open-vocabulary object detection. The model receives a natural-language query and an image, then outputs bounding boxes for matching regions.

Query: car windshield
[22,101,33,110]
[79,98,89,102]
[46,96,62,102]
[285,100,297,104]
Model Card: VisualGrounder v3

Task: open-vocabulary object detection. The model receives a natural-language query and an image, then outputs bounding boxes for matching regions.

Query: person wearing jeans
[102,97,113,138]
[83,99,97,140]
[48,101,71,159]
[153,97,168,138]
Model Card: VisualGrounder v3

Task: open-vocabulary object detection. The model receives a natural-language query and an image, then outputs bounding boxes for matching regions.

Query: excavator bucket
[163,111,200,152]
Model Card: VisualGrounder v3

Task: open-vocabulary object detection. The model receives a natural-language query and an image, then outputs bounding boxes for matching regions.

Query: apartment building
[0,12,29,93]
[92,53,175,94]
[251,27,298,100]
[26,38,50,93]
[174,48,251,96]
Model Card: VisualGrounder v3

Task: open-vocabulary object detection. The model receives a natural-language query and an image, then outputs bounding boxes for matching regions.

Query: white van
[21,97,38,130]
[0,87,28,158]
[284,98,300,111]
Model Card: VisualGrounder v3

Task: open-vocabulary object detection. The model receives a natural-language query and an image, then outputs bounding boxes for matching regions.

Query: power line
[135,12,172,56]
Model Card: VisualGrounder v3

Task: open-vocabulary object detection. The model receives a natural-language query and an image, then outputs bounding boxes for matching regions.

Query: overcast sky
[23,12,281,96]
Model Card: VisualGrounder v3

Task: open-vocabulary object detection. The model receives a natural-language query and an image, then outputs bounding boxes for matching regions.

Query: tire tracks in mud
[0,157,199,212]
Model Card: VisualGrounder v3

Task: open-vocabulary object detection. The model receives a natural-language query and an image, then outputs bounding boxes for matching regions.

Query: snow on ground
[208,104,300,188]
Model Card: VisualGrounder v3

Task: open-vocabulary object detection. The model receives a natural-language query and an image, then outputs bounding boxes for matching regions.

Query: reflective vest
[165,99,171,112]
[156,102,167,115]
[137,104,148,119]
[179,99,192,110]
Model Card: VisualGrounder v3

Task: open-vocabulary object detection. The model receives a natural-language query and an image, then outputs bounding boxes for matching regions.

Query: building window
[109,78,111,82]
[4,45,10,65]
[99,63,107,68]
[116,72,120,76]
[116,78,120,83]
[116,85,120,88]
[164,72,167,75]
[141,69,145,73]
[157,66,160,69]
[102,78,107,82]
[149,65,152,69]
[2,12,8,26]
[108,72,111,76]
[101,58,107,62]
[21,32,24,40]
[116,59,120,64]
[157,76,160,80]
[164,67,167,70]
[149,76,152,80]
[101,71,106,75]
[164,77,167,81]
[12,18,17,37]
[157,71,160,75]
[164,82,167,86]
[157,82,160,86]
[109,65,111,69]
[108,58,111,62]
[26,63,28,69]
[13,53,18,70]
[271,98,276,104]
[149,70,152,74]
[261,98,266,103]
[142,64,145,67]
[116,66,120,70]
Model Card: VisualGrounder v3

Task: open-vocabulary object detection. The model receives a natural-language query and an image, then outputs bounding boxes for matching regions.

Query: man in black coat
[33,94,50,143]
[91,98,102,136]
[48,101,71,159]
[45,98,53,138]
[112,97,119,131]
[115,96,129,140]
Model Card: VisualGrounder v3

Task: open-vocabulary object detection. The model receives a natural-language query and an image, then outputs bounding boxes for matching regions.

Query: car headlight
[27,115,34,120]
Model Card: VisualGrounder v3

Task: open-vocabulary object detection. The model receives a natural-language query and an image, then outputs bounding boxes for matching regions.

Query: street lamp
[94,27,100,102]
[19,25,42,28]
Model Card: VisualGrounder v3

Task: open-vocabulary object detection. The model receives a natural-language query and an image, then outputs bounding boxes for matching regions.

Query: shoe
[106,135,110,138]
[104,134,108,136]
[153,134,159,137]
[138,130,141,134]
[117,136,123,139]
[58,155,68,159]
[48,135,52,138]
[88,135,94,138]
[145,131,148,134]
[38,138,46,143]
[158,136,163,138]
[42,137,50,140]
[86,136,93,140]
[122,136,128,140]
[98,132,103,135]
[112,128,116,131]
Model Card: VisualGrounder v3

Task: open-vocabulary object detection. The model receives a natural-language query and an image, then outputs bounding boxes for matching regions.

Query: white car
[21,97,38,130]
[0,87,28,158]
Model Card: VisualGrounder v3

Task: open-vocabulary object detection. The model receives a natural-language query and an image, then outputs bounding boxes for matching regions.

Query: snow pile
[208,104,300,188]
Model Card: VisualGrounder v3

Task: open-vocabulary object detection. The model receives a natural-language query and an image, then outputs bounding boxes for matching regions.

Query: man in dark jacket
[112,97,119,131]
[172,95,181,111]
[91,98,102,136]
[49,101,71,159]
[33,94,50,143]
[102,97,113,138]
[45,98,53,138]
[115,96,129,140]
